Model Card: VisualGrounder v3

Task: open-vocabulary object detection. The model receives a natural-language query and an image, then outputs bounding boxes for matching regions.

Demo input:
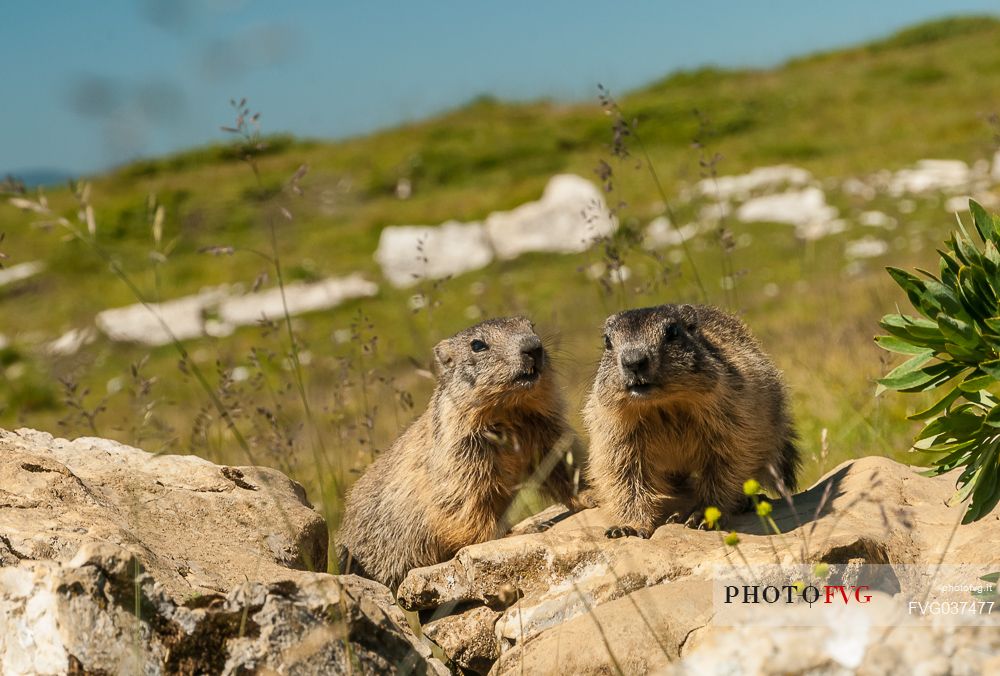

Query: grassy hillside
[2,16,1000,543]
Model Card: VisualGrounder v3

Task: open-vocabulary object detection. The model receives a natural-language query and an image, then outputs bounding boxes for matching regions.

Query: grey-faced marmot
[337,316,579,588]
[584,304,798,537]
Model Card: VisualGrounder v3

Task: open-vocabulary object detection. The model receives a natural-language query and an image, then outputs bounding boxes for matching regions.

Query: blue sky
[3,1,999,175]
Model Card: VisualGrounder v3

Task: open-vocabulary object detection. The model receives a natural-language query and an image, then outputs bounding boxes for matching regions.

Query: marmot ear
[678,304,698,332]
[433,341,454,375]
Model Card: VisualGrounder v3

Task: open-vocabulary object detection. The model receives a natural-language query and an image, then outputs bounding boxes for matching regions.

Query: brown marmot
[584,304,798,538]
[337,316,580,589]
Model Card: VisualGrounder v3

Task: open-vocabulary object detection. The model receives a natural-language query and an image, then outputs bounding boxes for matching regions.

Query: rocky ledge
[0,428,445,675]
[1,427,998,674]
[397,455,1000,675]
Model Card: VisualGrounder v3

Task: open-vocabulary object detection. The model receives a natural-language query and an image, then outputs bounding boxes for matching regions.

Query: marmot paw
[605,525,652,539]
[667,507,711,529]
[683,513,709,530]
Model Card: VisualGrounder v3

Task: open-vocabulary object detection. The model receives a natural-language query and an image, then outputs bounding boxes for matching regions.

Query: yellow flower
[704,506,722,528]
[724,531,740,547]
[743,479,760,497]
[756,500,772,517]
[813,563,830,579]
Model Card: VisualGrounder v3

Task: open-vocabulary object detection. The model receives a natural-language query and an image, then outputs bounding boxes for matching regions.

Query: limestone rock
[95,276,378,346]
[889,159,971,195]
[666,603,1000,676]
[95,286,231,345]
[0,261,43,289]
[0,427,327,600]
[374,220,495,288]
[44,326,96,356]
[217,273,378,326]
[398,456,1000,674]
[0,427,447,674]
[0,543,446,675]
[844,236,889,259]
[425,605,501,674]
[375,174,616,288]
[483,174,615,259]
[696,165,812,201]
[735,187,841,239]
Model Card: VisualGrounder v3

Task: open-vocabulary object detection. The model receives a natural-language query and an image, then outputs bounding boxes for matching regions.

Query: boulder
[0,543,446,675]
[0,428,447,674]
[0,427,327,600]
[667,602,1000,676]
[398,456,1000,674]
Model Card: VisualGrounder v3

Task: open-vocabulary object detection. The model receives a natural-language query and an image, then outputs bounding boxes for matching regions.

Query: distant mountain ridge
[4,168,77,188]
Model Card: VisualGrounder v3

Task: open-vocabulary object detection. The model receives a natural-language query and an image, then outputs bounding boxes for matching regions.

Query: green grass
[2,15,1000,544]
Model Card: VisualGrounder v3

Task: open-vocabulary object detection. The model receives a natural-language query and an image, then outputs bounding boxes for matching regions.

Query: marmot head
[433,316,553,408]
[595,304,721,407]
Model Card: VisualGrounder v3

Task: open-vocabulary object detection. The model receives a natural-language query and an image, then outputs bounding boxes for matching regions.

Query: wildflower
[724,531,740,547]
[704,506,722,528]
[743,479,760,496]
[756,500,772,517]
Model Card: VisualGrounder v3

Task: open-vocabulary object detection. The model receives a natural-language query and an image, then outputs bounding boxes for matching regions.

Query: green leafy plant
[876,200,1000,523]
[875,200,1000,523]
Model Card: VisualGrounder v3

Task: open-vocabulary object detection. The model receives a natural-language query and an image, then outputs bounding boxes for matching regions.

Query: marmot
[584,304,798,538]
[337,316,580,589]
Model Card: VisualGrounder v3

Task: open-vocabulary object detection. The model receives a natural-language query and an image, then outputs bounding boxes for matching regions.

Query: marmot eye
[603,334,613,350]
[471,339,489,352]
[665,324,681,340]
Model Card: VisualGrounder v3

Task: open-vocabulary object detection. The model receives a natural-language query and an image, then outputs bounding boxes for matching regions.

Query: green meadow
[2,16,1000,543]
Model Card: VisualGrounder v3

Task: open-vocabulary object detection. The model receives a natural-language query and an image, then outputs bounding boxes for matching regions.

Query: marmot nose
[520,336,543,366]
[620,349,650,375]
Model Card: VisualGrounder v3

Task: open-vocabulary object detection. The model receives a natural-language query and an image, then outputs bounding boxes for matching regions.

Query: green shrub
[876,200,1000,523]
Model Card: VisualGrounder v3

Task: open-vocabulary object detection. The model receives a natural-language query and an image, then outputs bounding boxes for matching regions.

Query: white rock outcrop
[735,187,842,240]
[889,159,971,195]
[0,262,43,289]
[45,327,97,356]
[644,218,707,248]
[218,274,378,326]
[483,174,615,259]
[697,165,812,201]
[375,174,616,288]
[95,275,378,345]
[95,287,231,346]
[845,236,890,259]
[374,221,495,289]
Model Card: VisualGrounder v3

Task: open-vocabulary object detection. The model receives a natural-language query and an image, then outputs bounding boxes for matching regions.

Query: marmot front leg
[687,456,752,529]
[603,478,663,539]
